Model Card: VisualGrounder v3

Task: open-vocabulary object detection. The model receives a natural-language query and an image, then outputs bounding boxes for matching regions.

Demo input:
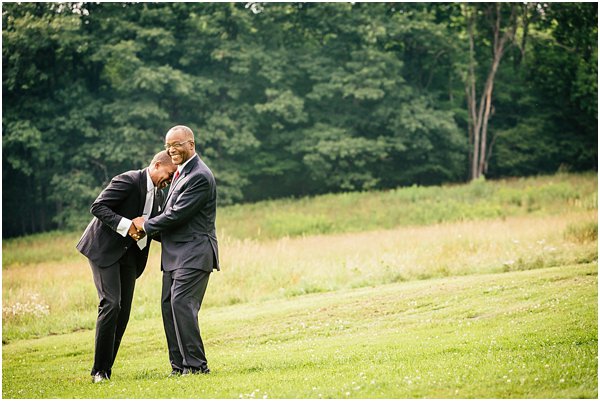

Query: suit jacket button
[124,246,128,250]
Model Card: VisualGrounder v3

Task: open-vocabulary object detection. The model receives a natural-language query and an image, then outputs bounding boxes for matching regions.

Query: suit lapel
[166,172,182,198]
[165,155,199,204]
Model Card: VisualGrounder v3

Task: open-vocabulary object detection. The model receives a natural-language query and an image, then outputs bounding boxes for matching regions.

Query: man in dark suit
[133,125,219,376]
[76,150,176,383]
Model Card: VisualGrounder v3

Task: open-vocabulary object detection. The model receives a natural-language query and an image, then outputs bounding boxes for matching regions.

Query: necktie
[168,170,181,196]
[137,188,154,250]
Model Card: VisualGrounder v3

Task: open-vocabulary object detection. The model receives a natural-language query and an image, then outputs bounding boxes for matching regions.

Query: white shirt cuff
[117,217,132,237]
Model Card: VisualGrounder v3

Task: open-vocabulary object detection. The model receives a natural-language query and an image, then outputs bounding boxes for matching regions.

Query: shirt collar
[176,153,198,174]
[145,169,154,192]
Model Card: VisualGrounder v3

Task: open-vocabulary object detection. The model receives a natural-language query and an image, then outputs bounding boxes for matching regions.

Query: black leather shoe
[182,367,210,375]
[168,369,183,377]
[92,371,109,383]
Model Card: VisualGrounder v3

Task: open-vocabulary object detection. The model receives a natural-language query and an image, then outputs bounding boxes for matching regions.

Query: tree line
[3,2,597,238]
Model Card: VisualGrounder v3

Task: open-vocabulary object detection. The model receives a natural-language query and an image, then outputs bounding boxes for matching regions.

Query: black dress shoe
[92,371,110,383]
[182,367,210,375]
[168,369,183,377]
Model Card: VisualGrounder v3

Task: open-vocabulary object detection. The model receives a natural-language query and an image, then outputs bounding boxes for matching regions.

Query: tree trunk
[464,3,520,180]
[465,4,479,180]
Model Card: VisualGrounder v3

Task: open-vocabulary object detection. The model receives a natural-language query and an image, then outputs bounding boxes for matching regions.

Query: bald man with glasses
[133,125,220,376]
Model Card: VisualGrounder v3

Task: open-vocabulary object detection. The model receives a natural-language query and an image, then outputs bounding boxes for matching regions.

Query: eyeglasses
[164,140,193,150]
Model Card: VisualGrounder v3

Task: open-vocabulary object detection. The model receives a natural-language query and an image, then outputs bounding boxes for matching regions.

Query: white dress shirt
[116,170,154,250]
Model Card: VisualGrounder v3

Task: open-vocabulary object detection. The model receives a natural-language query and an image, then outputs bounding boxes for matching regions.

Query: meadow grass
[2,173,597,337]
[2,172,597,268]
[2,263,597,398]
[217,172,597,240]
[2,172,597,398]
[3,212,597,342]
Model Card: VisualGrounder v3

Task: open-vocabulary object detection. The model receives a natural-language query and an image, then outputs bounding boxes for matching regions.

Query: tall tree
[462,3,530,180]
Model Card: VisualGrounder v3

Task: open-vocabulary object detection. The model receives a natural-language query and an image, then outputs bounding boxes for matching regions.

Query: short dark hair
[151,150,173,166]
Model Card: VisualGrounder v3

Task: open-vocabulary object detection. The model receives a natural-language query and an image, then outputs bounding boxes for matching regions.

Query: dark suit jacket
[144,155,219,272]
[76,169,158,278]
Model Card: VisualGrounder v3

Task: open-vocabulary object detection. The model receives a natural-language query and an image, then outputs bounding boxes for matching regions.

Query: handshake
[128,217,148,241]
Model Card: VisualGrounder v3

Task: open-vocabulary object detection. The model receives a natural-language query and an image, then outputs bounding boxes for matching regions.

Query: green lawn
[3,263,597,398]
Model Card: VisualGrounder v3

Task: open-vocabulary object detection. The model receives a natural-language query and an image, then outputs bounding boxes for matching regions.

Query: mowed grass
[2,264,597,398]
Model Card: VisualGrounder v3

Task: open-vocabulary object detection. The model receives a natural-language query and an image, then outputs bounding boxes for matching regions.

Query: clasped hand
[128,217,147,241]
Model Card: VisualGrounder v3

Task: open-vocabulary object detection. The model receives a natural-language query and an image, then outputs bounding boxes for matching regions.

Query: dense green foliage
[3,3,597,237]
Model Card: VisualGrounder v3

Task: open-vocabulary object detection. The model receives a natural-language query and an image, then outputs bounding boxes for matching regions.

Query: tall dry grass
[3,210,596,342]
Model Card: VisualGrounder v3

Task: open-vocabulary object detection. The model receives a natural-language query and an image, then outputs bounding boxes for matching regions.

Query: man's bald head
[166,125,194,142]
[165,125,196,165]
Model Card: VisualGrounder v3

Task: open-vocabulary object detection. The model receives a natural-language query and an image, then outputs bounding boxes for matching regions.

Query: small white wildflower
[3,293,50,318]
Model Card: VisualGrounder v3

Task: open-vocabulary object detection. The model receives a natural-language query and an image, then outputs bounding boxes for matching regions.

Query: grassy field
[2,264,597,398]
[2,172,598,398]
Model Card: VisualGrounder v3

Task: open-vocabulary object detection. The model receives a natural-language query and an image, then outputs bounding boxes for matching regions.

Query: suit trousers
[89,252,137,377]
[161,268,211,371]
